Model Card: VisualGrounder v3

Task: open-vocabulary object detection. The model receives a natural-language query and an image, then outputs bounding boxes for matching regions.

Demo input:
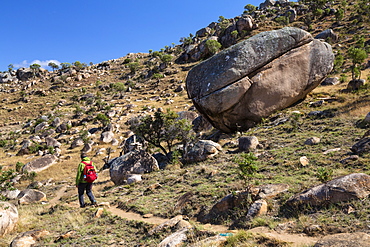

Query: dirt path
[106,206,318,246]
[51,187,318,246]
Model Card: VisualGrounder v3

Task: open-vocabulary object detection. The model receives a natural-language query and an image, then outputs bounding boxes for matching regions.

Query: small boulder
[0,202,18,237]
[10,230,50,247]
[184,140,222,163]
[100,131,114,143]
[304,137,320,145]
[22,154,58,173]
[238,136,259,152]
[17,189,47,205]
[109,150,159,185]
[286,173,370,206]
[246,199,268,219]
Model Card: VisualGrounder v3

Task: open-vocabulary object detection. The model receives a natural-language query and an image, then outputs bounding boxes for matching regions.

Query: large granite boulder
[186,27,334,133]
[0,202,18,237]
[22,154,58,173]
[286,173,370,206]
[109,150,159,185]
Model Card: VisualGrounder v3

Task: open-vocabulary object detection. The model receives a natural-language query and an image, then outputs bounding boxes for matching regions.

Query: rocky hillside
[1,0,370,246]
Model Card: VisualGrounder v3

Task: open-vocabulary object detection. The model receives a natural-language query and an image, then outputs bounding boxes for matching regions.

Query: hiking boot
[80,204,86,208]
[92,201,98,207]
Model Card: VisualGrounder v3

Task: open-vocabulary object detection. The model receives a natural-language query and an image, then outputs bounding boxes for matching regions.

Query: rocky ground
[1,0,370,246]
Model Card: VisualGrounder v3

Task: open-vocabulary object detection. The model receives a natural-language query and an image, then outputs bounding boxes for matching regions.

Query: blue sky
[1,0,264,71]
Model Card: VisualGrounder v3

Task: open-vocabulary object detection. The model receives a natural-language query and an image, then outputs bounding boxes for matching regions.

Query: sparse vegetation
[0,0,370,246]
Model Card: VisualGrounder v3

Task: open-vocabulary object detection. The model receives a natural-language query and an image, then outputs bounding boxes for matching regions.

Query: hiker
[76,154,98,208]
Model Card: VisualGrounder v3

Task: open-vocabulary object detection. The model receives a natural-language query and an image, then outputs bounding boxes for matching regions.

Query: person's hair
[80,153,88,159]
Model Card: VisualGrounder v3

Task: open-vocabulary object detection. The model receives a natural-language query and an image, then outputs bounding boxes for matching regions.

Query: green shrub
[111,82,126,92]
[0,167,18,192]
[152,73,165,79]
[205,39,222,55]
[96,113,110,127]
[274,16,289,26]
[15,162,24,172]
[316,167,333,182]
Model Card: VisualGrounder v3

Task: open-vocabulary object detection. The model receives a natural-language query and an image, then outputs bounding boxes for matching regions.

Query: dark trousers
[78,182,96,207]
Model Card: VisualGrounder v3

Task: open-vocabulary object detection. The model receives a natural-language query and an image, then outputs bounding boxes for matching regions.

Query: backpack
[82,161,97,183]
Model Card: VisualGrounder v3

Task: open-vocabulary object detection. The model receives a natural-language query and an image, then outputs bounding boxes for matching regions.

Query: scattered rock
[17,189,47,205]
[184,140,222,163]
[314,232,370,247]
[0,202,18,237]
[10,230,50,247]
[109,150,159,185]
[304,137,321,145]
[286,173,370,206]
[246,199,268,219]
[238,136,259,152]
[22,154,58,173]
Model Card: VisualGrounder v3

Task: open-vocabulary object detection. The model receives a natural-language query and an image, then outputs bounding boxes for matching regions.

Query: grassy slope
[1,0,370,246]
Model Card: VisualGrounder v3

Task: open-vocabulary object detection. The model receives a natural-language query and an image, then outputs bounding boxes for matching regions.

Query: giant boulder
[186,27,334,133]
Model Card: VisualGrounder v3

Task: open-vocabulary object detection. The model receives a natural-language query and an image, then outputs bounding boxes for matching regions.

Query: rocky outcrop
[109,150,159,185]
[286,173,370,206]
[0,202,18,237]
[186,27,334,132]
[22,154,58,173]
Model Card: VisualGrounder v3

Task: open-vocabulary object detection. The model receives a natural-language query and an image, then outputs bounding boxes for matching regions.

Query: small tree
[8,64,14,72]
[128,109,194,160]
[347,46,367,80]
[244,4,257,14]
[48,62,59,72]
[233,152,258,202]
[30,63,41,77]
[60,62,72,70]
[0,167,18,192]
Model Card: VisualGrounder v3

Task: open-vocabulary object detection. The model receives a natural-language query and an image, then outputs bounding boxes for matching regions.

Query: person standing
[76,154,98,208]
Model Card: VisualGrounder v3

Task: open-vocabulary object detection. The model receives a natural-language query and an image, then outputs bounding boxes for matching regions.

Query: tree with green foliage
[205,39,222,55]
[48,62,59,72]
[73,61,86,71]
[127,109,194,160]
[347,46,367,80]
[8,64,14,72]
[60,62,72,70]
[233,152,258,202]
[244,4,257,14]
[0,166,17,192]
[218,16,230,31]
[30,63,41,77]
